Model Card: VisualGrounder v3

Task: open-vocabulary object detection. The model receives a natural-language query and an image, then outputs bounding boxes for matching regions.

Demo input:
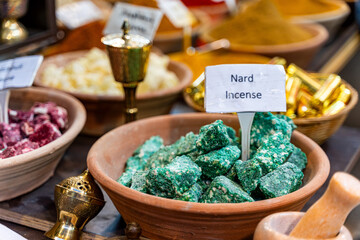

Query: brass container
[101,21,152,123]
[45,170,105,240]
[0,0,28,43]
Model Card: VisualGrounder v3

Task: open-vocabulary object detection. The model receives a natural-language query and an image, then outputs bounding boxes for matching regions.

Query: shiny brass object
[287,64,321,93]
[45,170,105,240]
[286,76,301,111]
[311,74,342,109]
[0,0,28,44]
[101,20,152,123]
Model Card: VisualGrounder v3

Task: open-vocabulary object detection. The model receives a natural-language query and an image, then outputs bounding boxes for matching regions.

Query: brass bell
[45,170,105,240]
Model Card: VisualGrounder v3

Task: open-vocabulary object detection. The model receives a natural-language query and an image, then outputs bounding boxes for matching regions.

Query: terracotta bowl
[289,1,350,40]
[201,23,329,68]
[87,113,330,240]
[0,87,86,201]
[34,51,192,136]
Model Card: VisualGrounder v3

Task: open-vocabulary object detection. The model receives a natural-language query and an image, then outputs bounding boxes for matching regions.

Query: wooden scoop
[290,172,360,238]
[254,172,360,240]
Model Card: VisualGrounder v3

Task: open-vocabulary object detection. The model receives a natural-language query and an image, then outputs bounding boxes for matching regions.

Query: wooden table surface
[0,100,359,239]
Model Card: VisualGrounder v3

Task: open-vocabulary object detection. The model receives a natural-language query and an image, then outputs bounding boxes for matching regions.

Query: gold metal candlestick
[101,20,152,123]
[45,170,105,240]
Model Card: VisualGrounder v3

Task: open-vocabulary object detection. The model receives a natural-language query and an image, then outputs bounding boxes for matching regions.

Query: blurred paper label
[157,0,196,28]
[205,64,286,113]
[56,0,103,29]
[0,223,26,240]
[104,2,163,40]
[0,55,43,90]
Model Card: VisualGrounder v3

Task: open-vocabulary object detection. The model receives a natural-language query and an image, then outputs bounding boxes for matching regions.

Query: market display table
[0,111,359,239]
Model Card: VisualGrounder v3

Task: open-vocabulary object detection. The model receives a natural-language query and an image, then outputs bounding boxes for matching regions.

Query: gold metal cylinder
[287,64,321,93]
[297,90,318,118]
[322,84,351,116]
[286,76,301,111]
[311,74,342,109]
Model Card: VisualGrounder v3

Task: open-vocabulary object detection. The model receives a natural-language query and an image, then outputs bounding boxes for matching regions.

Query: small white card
[56,0,103,29]
[205,64,286,113]
[0,223,26,240]
[0,55,43,90]
[224,0,237,11]
[157,0,196,28]
[103,2,163,41]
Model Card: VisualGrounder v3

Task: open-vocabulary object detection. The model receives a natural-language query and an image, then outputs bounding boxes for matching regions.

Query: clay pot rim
[34,51,193,102]
[0,87,86,169]
[88,113,330,215]
[289,1,350,22]
[201,22,329,54]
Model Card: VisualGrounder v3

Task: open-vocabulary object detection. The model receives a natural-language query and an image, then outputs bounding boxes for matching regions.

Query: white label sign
[205,64,286,113]
[0,55,43,90]
[56,0,103,29]
[157,0,196,28]
[103,3,163,41]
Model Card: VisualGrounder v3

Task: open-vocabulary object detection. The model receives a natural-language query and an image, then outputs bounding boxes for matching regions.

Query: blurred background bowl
[34,50,192,136]
[0,87,86,201]
[201,23,329,68]
[288,1,350,40]
[87,113,330,240]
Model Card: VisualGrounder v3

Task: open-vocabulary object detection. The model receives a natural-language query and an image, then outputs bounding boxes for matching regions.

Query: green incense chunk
[133,135,164,159]
[287,146,307,170]
[226,160,242,181]
[275,114,297,131]
[146,156,202,198]
[130,170,149,193]
[186,148,202,162]
[172,132,199,156]
[145,145,177,169]
[117,168,137,187]
[235,159,263,194]
[125,156,143,171]
[201,176,254,203]
[253,151,281,175]
[259,162,304,199]
[254,136,294,175]
[250,112,293,148]
[197,177,212,192]
[195,145,241,179]
[125,136,164,171]
[175,183,203,202]
[196,120,231,153]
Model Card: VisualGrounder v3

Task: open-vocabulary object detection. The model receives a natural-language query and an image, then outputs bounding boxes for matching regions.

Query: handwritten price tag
[104,2,163,41]
[0,55,43,90]
[157,0,196,28]
[56,0,103,29]
[205,64,286,113]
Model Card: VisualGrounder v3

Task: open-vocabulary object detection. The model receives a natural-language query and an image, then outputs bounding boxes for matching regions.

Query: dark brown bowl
[87,113,330,240]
